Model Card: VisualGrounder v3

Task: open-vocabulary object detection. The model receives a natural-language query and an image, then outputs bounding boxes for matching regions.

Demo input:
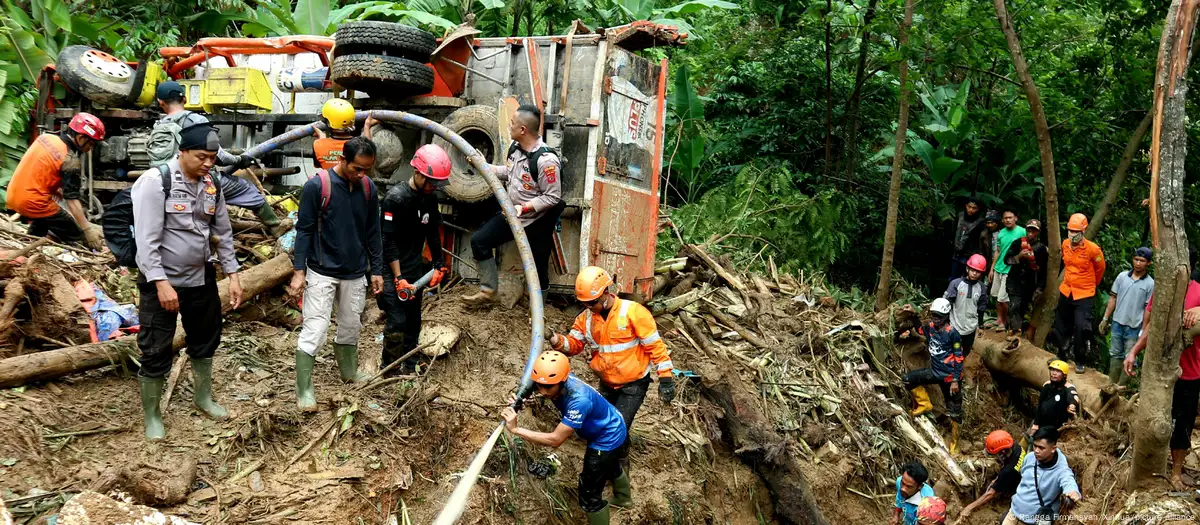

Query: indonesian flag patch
[383,211,393,221]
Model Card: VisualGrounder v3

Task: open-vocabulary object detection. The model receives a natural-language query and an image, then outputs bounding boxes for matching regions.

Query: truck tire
[369,124,405,174]
[331,54,434,96]
[333,21,436,62]
[432,105,502,203]
[56,46,136,107]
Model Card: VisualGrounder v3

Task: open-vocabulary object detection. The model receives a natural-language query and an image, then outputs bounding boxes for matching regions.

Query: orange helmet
[916,497,947,524]
[985,430,1015,455]
[575,266,614,302]
[531,351,571,384]
[1067,213,1088,231]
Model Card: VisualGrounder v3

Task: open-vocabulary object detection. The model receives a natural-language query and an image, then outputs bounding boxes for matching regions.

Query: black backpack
[103,165,221,268]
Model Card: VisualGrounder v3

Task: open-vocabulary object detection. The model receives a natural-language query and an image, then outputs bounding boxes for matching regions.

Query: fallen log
[700,367,830,525]
[704,301,769,349]
[0,278,27,333]
[973,331,1115,417]
[0,254,293,388]
[684,244,747,292]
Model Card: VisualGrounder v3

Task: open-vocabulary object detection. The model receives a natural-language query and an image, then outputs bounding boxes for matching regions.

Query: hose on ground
[244,111,544,523]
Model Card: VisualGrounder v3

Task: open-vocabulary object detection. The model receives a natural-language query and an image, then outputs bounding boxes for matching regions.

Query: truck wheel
[331,54,434,96]
[432,105,501,203]
[369,124,406,174]
[333,21,436,62]
[56,46,136,107]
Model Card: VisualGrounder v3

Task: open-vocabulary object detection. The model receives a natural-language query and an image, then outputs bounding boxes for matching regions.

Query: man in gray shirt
[132,123,244,441]
[1099,247,1154,385]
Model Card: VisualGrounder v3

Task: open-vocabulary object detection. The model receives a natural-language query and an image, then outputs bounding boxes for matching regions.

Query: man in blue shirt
[501,351,629,525]
[1004,427,1080,525]
[905,298,965,453]
[1098,247,1154,385]
[288,136,384,411]
[892,461,936,525]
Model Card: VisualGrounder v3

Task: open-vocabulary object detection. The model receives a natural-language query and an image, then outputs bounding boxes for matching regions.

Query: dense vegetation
[0,0,1189,299]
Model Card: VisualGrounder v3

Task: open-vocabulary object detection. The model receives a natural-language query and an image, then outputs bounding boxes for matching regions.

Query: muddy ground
[3,278,1200,524]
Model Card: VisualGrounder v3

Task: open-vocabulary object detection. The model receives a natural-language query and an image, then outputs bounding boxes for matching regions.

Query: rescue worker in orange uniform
[548,266,675,440]
[6,113,106,250]
[312,99,374,170]
[1048,213,1105,372]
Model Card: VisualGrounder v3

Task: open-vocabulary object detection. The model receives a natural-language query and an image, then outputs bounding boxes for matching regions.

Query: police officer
[131,124,243,441]
[462,104,565,304]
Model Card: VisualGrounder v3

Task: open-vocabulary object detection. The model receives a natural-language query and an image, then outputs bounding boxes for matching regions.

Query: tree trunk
[873,0,915,312]
[0,254,294,388]
[993,0,1063,347]
[1131,0,1199,487]
[1085,111,1153,240]
[841,0,880,182]
[971,332,1115,417]
[824,0,834,176]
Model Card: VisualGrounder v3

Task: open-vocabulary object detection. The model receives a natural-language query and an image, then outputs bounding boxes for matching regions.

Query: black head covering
[179,124,219,152]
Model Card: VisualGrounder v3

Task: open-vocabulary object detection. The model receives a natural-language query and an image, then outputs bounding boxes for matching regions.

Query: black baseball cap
[156,81,185,101]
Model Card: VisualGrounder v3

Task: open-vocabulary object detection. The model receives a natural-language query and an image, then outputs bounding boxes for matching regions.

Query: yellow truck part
[202,68,273,113]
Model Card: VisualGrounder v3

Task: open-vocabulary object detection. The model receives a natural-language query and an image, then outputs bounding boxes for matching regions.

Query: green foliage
[236,0,458,37]
[663,165,851,274]
[666,64,707,202]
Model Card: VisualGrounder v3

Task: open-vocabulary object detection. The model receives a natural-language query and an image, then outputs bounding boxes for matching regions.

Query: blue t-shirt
[552,375,627,451]
[894,477,935,525]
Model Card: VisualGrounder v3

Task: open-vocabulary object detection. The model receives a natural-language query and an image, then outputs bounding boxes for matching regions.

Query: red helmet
[68,113,105,141]
[967,254,987,272]
[916,497,947,524]
[411,144,451,184]
[985,430,1015,455]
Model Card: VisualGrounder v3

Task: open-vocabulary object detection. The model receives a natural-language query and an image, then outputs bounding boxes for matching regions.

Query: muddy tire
[56,46,137,107]
[331,54,434,96]
[369,124,406,174]
[432,105,503,203]
[333,21,436,62]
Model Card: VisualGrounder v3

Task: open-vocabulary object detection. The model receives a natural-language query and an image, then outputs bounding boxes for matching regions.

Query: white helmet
[930,298,952,316]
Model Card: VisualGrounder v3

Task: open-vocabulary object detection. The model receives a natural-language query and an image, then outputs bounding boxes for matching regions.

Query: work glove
[1098,318,1110,335]
[658,377,676,404]
[234,154,257,170]
[429,267,448,287]
[83,224,105,251]
[395,278,415,300]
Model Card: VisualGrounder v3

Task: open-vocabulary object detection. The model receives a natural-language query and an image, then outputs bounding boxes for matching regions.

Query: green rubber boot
[139,376,166,441]
[585,504,611,525]
[255,203,284,236]
[190,358,229,420]
[610,472,633,508]
[295,351,317,411]
[334,344,368,383]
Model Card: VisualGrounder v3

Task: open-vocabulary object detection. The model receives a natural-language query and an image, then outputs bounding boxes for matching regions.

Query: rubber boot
[948,421,960,455]
[139,376,166,441]
[255,202,284,237]
[462,258,497,305]
[610,472,634,508]
[585,504,611,525]
[334,343,368,383]
[190,358,228,420]
[295,351,317,411]
[910,386,933,417]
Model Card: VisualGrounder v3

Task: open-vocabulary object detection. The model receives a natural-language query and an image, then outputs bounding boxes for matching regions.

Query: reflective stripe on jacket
[556,298,672,387]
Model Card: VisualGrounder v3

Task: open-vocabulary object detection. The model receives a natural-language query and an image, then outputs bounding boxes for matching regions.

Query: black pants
[1172,378,1200,450]
[377,268,423,367]
[599,375,651,430]
[470,201,565,291]
[961,331,976,359]
[903,368,962,422]
[24,209,83,243]
[136,267,222,378]
[578,441,629,512]
[1050,294,1094,362]
[1007,272,1033,331]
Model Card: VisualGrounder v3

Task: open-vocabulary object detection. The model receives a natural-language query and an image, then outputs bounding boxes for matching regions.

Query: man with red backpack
[377,145,452,374]
[288,136,384,410]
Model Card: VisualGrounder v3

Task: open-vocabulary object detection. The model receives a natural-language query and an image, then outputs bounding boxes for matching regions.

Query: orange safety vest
[1059,239,1105,300]
[6,135,69,218]
[313,137,348,170]
[557,298,673,388]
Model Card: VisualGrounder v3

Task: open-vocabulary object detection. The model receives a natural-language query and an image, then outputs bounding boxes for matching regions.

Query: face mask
[1069,231,1083,243]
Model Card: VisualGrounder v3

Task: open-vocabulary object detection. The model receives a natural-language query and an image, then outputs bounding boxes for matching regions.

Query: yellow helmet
[321,98,355,131]
[575,266,614,302]
[1048,360,1070,376]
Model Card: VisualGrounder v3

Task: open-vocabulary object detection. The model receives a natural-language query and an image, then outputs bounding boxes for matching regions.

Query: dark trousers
[578,441,629,512]
[599,375,651,430]
[470,201,565,291]
[377,268,423,367]
[1007,272,1035,332]
[24,209,83,243]
[904,368,962,422]
[1172,378,1200,450]
[1050,294,1094,362]
[950,256,968,281]
[961,331,976,359]
[136,267,222,378]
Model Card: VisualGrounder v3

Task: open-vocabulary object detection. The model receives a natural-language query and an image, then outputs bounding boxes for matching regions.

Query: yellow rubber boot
[910,386,933,416]
[948,421,960,455]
